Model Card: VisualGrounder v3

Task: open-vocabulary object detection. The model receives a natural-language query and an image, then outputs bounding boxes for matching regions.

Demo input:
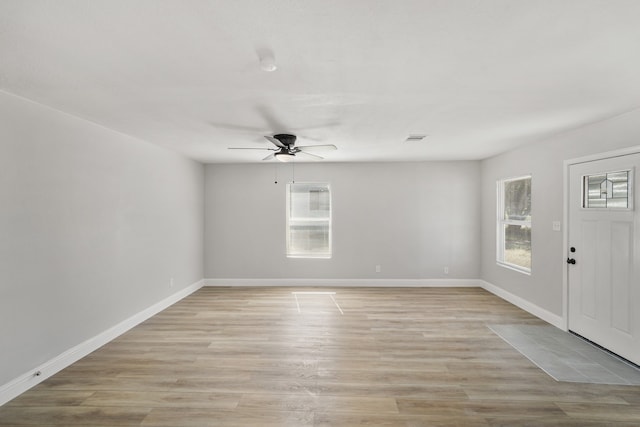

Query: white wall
[0,92,204,386]
[205,161,480,281]
[481,109,640,316]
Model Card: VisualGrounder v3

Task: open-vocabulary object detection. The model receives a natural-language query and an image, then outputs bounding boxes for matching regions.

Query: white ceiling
[1,0,640,163]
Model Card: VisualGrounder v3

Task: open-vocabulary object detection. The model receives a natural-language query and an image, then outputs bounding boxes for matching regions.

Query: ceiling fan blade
[264,135,285,148]
[262,153,275,161]
[228,147,273,150]
[296,151,324,160]
[297,144,337,153]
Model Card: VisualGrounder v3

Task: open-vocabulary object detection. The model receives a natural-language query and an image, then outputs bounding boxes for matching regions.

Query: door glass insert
[583,170,632,209]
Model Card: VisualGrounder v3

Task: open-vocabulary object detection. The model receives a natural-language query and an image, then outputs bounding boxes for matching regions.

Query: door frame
[562,144,640,331]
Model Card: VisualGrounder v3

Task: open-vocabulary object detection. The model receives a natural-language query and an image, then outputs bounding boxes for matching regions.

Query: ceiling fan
[228,134,337,162]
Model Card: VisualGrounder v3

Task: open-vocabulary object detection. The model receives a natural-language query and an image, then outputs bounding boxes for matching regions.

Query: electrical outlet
[444,266,449,275]
[552,221,561,231]
[169,277,174,288]
[375,265,381,273]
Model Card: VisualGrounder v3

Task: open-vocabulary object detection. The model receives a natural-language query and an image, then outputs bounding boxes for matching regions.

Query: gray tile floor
[489,324,640,385]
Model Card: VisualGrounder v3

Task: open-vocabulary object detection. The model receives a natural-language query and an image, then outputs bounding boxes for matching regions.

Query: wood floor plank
[396,398,567,418]
[2,287,640,426]
[484,416,638,426]
[555,402,640,422]
[464,383,630,404]
[3,390,95,407]
[80,391,241,410]
[0,406,150,426]
[236,393,399,414]
[313,411,492,427]
[141,407,314,427]
[33,376,179,392]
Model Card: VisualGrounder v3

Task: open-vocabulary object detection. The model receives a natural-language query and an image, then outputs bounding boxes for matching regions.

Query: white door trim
[562,144,640,332]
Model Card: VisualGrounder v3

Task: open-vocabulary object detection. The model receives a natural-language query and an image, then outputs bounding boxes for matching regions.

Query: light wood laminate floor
[2,287,640,426]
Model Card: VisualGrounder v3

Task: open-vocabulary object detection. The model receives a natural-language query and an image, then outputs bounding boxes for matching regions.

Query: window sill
[497,261,531,276]
[287,254,332,259]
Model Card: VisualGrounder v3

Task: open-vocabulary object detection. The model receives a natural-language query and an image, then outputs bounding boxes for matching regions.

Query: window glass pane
[612,180,628,199]
[504,178,531,220]
[607,197,628,209]
[290,184,330,218]
[504,224,531,270]
[288,224,330,256]
[587,198,607,208]
[609,171,629,208]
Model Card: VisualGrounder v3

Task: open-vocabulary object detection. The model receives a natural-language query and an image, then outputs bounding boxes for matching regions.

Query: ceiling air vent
[405,134,428,142]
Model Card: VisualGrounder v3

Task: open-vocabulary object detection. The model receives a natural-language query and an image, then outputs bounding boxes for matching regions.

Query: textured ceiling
[1,0,639,163]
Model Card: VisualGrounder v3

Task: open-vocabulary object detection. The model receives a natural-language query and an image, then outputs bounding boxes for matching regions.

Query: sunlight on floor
[291,291,344,315]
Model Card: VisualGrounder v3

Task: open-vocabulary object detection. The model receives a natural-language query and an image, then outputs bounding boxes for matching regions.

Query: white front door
[568,152,640,365]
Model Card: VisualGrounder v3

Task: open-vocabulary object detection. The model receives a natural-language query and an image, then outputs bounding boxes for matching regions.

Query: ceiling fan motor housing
[273,133,297,147]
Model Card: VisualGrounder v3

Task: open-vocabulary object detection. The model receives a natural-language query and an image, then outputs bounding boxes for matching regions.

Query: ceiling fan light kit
[275,152,295,162]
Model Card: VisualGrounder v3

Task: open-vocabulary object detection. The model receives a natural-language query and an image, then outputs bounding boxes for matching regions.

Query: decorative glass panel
[583,170,631,209]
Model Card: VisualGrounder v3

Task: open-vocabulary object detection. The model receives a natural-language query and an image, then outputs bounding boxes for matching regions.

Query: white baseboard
[0,280,204,407]
[479,280,564,328]
[204,278,484,287]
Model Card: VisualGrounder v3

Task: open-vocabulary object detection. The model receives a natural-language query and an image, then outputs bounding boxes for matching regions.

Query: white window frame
[286,182,332,259]
[496,175,532,275]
